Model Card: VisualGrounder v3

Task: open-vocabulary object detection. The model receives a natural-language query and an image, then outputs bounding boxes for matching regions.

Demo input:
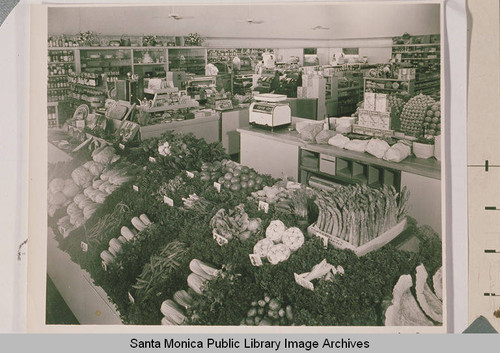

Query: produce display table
[303,144,440,180]
[45,126,443,328]
[47,143,122,324]
[47,228,122,325]
[238,125,442,236]
[139,114,219,142]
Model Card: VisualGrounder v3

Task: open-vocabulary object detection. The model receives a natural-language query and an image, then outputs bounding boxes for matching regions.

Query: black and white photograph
[41,1,445,330]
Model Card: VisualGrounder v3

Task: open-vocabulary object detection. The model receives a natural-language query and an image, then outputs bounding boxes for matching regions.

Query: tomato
[217,176,225,184]
[247,179,256,189]
[240,174,249,181]
[223,181,232,189]
[224,172,233,181]
[241,166,250,174]
[255,176,263,185]
[240,181,248,189]
[230,176,240,184]
[230,183,241,192]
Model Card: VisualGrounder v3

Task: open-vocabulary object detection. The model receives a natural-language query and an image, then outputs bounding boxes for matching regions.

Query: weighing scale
[248,94,291,129]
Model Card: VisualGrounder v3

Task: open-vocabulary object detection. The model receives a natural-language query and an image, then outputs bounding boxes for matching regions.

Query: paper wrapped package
[344,139,369,153]
[335,121,353,134]
[328,134,350,149]
[299,123,324,142]
[384,142,411,163]
[366,139,391,159]
[296,120,323,134]
[315,130,337,144]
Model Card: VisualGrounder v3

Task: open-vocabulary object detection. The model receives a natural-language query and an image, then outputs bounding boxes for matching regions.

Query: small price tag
[128,292,135,304]
[258,201,269,214]
[316,233,329,249]
[80,241,88,253]
[212,231,228,246]
[148,156,156,163]
[249,254,263,267]
[163,195,174,207]
[294,273,314,291]
[214,182,221,193]
[133,185,139,192]
[118,143,125,150]
[186,171,195,178]
[102,261,107,272]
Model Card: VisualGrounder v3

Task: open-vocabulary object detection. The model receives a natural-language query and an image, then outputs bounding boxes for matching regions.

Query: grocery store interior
[47,3,444,328]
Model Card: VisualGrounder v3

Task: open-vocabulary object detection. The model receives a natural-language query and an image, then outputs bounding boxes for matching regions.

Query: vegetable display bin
[307,218,407,257]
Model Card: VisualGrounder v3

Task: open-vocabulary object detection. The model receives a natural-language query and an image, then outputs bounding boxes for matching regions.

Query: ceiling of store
[48,3,440,40]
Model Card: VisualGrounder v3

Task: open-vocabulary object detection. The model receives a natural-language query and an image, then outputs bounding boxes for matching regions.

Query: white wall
[48,3,440,43]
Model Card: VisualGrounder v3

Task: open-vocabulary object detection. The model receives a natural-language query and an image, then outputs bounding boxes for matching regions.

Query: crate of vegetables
[307,184,409,256]
[307,218,406,257]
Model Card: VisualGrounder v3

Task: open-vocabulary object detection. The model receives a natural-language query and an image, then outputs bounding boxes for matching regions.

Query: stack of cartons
[353,92,394,138]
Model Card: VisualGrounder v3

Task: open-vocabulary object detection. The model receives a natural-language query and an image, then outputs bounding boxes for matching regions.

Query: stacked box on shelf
[325,72,363,116]
[233,74,254,95]
[48,49,76,103]
[392,38,440,97]
[363,77,414,96]
[353,92,395,138]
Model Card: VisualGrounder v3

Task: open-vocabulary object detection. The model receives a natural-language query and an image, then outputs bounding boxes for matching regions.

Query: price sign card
[294,273,314,291]
[249,254,263,267]
[315,233,329,249]
[258,201,269,213]
[214,182,221,193]
[163,196,174,207]
[80,241,88,253]
[212,231,228,246]
[133,185,139,192]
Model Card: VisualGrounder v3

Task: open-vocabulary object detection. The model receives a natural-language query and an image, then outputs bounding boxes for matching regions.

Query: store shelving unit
[185,76,217,101]
[47,49,77,103]
[168,47,207,75]
[232,74,254,95]
[363,77,414,96]
[325,73,363,116]
[392,42,440,97]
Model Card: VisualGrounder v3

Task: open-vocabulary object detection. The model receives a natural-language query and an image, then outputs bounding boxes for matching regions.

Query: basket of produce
[307,185,410,257]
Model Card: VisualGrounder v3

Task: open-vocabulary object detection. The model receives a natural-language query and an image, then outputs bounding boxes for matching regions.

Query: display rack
[299,148,402,191]
[47,102,59,128]
[325,72,363,116]
[364,77,414,96]
[392,43,440,97]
